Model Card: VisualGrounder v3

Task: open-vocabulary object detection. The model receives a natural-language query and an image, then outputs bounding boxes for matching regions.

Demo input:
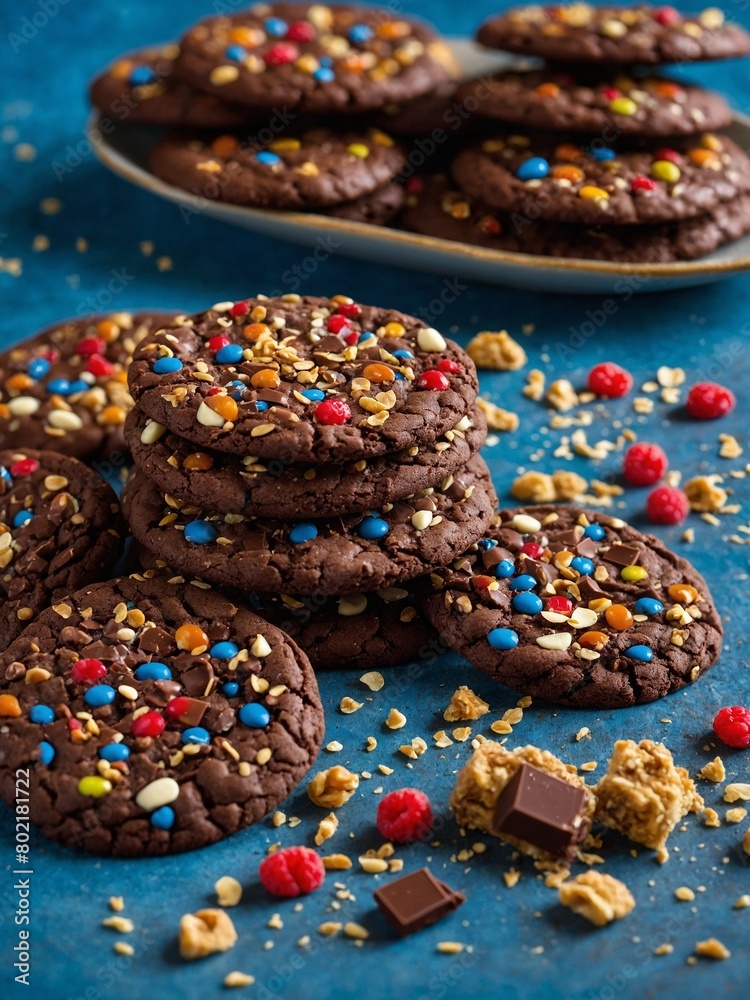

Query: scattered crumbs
[704,808,721,828]
[443,685,489,722]
[318,922,342,937]
[724,783,750,803]
[0,258,22,277]
[579,761,597,772]
[360,671,384,691]
[102,916,134,933]
[385,708,406,730]
[695,938,731,960]
[139,240,155,257]
[75,237,88,253]
[343,921,369,941]
[32,234,49,252]
[215,875,242,908]
[325,741,343,753]
[436,942,464,954]
[339,696,363,714]
[575,727,591,742]
[734,895,750,909]
[14,142,36,161]
[108,896,125,912]
[156,255,173,271]
[726,807,747,824]
[224,972,255,988]
[719,434,743,459]
[39,197,62,215]
[503,868,521,888]
[113,942,134,957]
[698,757,726,783]
[675,887,695,902]
[654,943,674,956]
[268,913,283,930]
[452,727,471,742]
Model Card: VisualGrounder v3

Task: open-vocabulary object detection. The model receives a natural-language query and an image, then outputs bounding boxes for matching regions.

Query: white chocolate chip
[512,513,541,533]
[135,776,180,811]
[8,396,40,416]
[196,401,225,427]
[251,634,271,658]
[47,409,83,431]
[140,420,166,444]
[536,633,573,651]
[417,327,446,352]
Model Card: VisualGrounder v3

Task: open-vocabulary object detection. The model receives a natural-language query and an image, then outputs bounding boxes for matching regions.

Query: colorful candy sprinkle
[184,520,218,544]
[77,776,112,798]
[84,684,116,707]
[29,704,55,725]
[487,627,519,650]
[625,645,653,662]
[289,522,319,544]
[153,357,183,374]
[238,703,271,727]
[135,662,173,681]
[357,516,389,540]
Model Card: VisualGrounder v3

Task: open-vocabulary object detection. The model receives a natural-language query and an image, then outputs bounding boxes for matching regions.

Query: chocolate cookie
[422,505,722,709]
[121,454,496,597]
[476,5,750,65]
[174,3,457,114]
[327,180,405,225]
[128,295,478,464]
[89,44,252,129]
[402,175,750,263]
[0,311,179,460]
[0,575,324,856]
[136,555,433,672]
[452,132,750,225]
[148,128,406,209]
[125,405,485,519]
[457,71,732,138]
[0,449,124,651]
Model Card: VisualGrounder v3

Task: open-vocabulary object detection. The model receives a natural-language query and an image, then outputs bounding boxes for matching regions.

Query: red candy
[165,696,191,720]
[344,330,359,345]
[326,314,350,334]
[686,381,736,419]
[623,442,668,486]
[131,711,165,738]
[9,458,40,477]
[285,20,316,42]
[43,348,60,363]
[520,541,545,559]
[76,337,106,356]
[259,846,325,897]
[406,177,424,194]
[86,354,115,377]
[547,595,573,615]
[631,175,657,192]
[602,87,620,100]
[646,485,689,525]
[437,358,461,374]
[655,6,680,24]
[654,147,681,164]
[68,717,83,731]
[587,361,633,398]
[264,42,299,65]
[314,399,351,425]
[208,335,232,353]
[71,658,107,685]
[713,706,750,749]
[376,788,433,843]
[230,300,249,317]
[417,370,450,391]
[335,302,362,318]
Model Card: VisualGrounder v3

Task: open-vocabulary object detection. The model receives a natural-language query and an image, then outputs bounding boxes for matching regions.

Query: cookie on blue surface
[422,505,723,708]
[476,5,750,65]
[0,448,124,651]
[0,575,325,856]
[121,454,497,597]
[173,3,458,114]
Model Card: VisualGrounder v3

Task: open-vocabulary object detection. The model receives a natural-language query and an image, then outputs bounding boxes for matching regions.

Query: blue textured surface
[1,3,750,999]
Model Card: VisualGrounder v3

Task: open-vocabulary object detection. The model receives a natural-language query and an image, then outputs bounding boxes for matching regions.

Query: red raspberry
[622,442,668,486]
[70,658,107,685]
[376,788,433,843]
[208,335,231,353]
[587,362,632,398]
[326,314,350,334]
[417,370,450,391]
[713,706,750,749]
[131,711,165,738]
[646,485,689,525]
[314,399,351,425]
[631,175,657,193]
[259,846,325,897]
[86,354,115,377]
[686,381,736,419]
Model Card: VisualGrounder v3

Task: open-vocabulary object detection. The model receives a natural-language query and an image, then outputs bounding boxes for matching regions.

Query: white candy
[135,776,180,812]
[47,409,83,431]
[196,401,225,427]
[512,513,542,534]
[338,595,367,617]
[417,327,446,353]
[140,421,166,444]
[251,634,271,658]
[8,396,40,416]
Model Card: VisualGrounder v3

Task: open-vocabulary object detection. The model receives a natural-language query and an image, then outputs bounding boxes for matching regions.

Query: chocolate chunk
[493,763,590,860]
[177,697,208,726]
[373,868,465,937]
[552,528,583,549]
[575,537,597,559]
[577,576,606,603]
[138,626,175,655]
[604,543,641,567]
[181,661,214,697]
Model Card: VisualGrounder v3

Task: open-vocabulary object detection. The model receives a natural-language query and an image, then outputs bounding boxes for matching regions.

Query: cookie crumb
[654,943,674,956]
[108,896,125,912]
[360,671,384,691]
[113,942,134,957]
[675,886,695,902]
[224,971,255,988]
[308,766,359,808]
[443,686,489,722]
[698,757,726,782]
[559,871,635,927]
[386,708,407,729]
[724,783,750,803]
[179,909,237,960]
[476,397,519,432]
[436,942,464,954]
[214,876,242,908]
[466,330,527,370]
[695,938,731,960]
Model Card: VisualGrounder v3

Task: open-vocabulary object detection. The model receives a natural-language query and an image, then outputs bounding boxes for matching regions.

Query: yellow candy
[609,97,637,116]
[269,138,301,152]
[621,565,648,583]
[77,776,112,798]
[347,143,370,159]
[578,185,610,201]
[651,160,681,183]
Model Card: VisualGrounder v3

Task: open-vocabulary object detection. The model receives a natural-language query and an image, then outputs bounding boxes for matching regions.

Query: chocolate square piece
[493,763,590,859]
[374,868,465,937]
[604,543,641,567]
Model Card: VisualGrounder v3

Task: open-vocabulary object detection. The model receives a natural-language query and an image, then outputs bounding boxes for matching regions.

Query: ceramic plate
[92,39,750,295]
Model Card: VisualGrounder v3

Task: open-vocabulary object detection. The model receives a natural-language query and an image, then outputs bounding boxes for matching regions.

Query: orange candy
[688,148,720,169]
[362,363,395,384]
[211,134,239,157]
[100,405,126,425]
[205,395,238,422]
[175,624,209,652]
[605,604,634,630]
[97,319,120,342]
[244,323,270,341]
[554,142,585,163]
[228,25,264,46]
[183,451,214,471]
[377,20,410,38]
[651,80,681,100]
[535,82,560,98]
[340,54,366,73]
[551,163,584,183]
[6,373,33,392]
[579,630,610,650]
[251,369,281,389]
[668,583,699,604]
[0,693,21,717]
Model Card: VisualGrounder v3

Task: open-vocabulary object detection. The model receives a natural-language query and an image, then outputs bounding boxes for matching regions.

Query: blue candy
[625,645,653,662]
[129,65,157,86]
[99,743,130,762]
[516,156,549,181]
[255,400,270,412]
[0,466,11,485]
[488,627,519,650]
[215,343,244,364]
[349,23,374,43]
[512,592,543,615]
[228,379,247,400]
[314,67,336,83]
[84,684,116,707]
[238,702,271,727]
[301,388,325,402]
[391,349,413,359]
[289,522,318,544]
[257,151,281,166]
[633,597,664,616]
[184,520,218,544]
[222,681,240,697]
[39,741,55,767]
[320,57,333,67]
[153,356,183,374]
[265,16,288,35]
[210,641,239,659]
[571,556,594,576]
[67,379,89,394]
[509,574,537,592]
[591,147,615,161]
[225,44,247,61]
[13,510,34,528]
[46,378,72,395]
[27,357,51,379]
[477,538,497,551]
[29,704,55,725]
[151,805,175,830]
[495,559,515,579]
[135,662,172,681]
[357,516,389,540]
[583,523,606,541]
[182,727,211,745]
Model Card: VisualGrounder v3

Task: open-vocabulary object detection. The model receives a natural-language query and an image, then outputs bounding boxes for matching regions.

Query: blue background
[1,2,749,998]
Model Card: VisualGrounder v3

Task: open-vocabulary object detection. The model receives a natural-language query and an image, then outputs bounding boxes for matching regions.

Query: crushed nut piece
[467,330,527,370]
[214,876,242,907]
[695,938,731,960]
[559,871,635,927]
[443,685,489,722]
[385,708,407,729]
[308,765,360,809]
[476,397,519,432]
[684,475,728,513]
[224,972,255,988]
[314,813,339,846]
[178,909,237,960]
[698,756,726,782]
[546,379,579,413]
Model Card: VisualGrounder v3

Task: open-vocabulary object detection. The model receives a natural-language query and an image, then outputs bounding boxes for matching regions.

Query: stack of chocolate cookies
[122,294,496,671]
[403,4,750,262]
